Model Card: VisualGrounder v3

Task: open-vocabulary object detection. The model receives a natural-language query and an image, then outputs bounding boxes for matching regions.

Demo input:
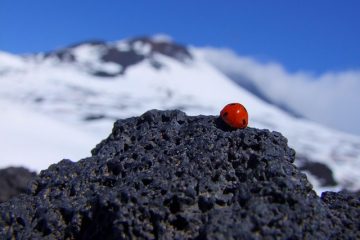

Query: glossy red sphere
[220,103,248,129]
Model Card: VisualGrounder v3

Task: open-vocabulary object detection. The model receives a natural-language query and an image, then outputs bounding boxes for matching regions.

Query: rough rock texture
[0,167,36,203]
[0,110,359,239]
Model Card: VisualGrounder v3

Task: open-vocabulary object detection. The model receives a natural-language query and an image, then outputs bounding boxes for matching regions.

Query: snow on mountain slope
[0,99,98,172]
[0,51,27,74]
[0,36,359,193]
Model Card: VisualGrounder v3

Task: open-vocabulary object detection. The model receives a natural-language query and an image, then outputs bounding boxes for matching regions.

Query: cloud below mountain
[200,48,360,135]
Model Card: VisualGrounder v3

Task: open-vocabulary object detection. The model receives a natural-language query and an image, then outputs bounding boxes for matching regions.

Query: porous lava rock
[0,167,36,203]
[0,110,359,239]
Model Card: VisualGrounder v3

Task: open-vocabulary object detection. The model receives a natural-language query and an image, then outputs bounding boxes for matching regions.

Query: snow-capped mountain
[1,35,359,193]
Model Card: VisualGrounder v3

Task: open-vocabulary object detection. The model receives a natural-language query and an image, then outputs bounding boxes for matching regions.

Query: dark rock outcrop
[0,167,36,203]
[0,110,359,239]
[297,157,338,187]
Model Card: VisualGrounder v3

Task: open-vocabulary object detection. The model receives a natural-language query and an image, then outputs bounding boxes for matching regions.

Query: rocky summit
[0,110,359,239]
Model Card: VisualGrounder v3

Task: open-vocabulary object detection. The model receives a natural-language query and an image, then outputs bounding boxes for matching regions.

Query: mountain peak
[150,33,174,43]
[42,36,192,77]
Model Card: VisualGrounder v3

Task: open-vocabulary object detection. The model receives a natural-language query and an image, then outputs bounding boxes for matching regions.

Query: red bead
[220,103,248,129]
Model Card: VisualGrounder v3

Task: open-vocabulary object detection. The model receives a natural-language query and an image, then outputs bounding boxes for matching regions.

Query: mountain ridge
[40,36,192,77]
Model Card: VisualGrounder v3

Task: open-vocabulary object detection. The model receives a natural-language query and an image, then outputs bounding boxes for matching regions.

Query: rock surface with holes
[0,110,359,239]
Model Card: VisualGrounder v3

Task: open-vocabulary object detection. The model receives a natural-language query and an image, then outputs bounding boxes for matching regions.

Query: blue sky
[0,0,359,73]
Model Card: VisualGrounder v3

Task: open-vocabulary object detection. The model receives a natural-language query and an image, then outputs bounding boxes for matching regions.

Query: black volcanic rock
[321,190,360,237]
[297,157,337,187]
[0,167,36,203]
[100,47,146,75]
[0,110,359,239]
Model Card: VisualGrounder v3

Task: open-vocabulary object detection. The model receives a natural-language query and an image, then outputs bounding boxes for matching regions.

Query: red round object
[220,103,248,129]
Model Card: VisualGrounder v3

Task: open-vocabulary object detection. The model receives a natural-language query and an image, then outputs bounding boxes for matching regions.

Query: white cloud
[199,48,360,135]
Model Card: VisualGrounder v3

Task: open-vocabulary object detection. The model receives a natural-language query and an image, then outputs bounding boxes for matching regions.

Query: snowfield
[0,99,98,171]
[0,37,359,193]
